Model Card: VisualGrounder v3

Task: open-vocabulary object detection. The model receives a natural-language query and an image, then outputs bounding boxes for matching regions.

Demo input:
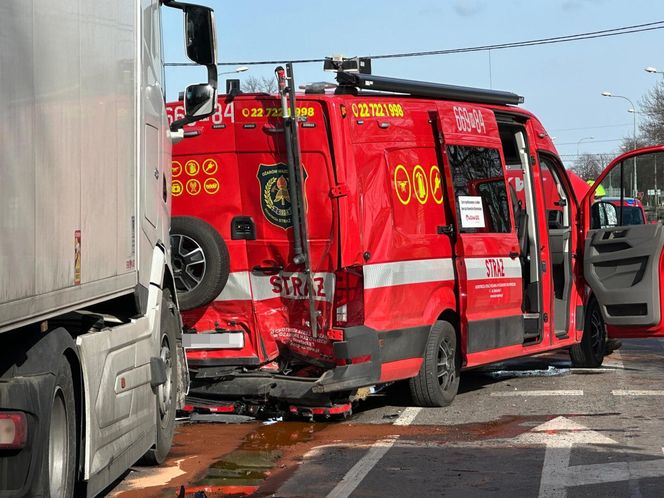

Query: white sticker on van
[458,196,485,228]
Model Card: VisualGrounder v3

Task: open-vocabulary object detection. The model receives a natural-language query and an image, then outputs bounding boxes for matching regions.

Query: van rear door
[233,97,338,362]
[581,146,664,337]
[436,103,526,359]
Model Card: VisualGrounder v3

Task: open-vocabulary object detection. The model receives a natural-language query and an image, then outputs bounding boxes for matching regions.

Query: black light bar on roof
[335,71,524,106]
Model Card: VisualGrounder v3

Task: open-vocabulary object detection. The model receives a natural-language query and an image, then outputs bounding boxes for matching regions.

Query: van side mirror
[184,84,215,118]
[591,201,618,229]
[184,6,216,66]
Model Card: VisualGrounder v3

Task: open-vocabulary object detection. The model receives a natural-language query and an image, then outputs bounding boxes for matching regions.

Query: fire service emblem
[258,163,306,229]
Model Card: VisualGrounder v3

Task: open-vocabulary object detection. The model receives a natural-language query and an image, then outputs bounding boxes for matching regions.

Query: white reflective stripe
[215,271,252,301]
[250,272,335,302]
[363,258,455,290]
[215,271,335,302]
[464,257,521,281]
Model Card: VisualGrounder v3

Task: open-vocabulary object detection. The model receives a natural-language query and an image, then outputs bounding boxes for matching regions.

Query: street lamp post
[601,91,636,149]
[576,136,594,159]
[644,67,662,213]
[602,91,638,198]
[219,66,249,76]
[645,66,664,77]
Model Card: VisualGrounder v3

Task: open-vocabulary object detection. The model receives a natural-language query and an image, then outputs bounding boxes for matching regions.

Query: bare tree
[242,75,277,94]
[619,135,650,154]
[638,81,664,146]
[572,153,604,181]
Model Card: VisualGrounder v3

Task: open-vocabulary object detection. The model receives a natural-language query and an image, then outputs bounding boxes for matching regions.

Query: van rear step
[180,397,237,415]
[288,402,353,420]
[180,394,354,421]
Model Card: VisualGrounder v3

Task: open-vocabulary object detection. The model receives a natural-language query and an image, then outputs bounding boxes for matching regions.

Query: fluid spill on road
[484,364,571,380]
[181,421,327,497]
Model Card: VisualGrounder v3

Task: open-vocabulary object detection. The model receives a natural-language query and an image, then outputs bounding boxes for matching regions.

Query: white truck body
[0,1,217,496]
[0,0,166,332]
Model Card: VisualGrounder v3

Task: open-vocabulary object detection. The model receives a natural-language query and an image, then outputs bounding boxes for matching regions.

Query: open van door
[581,145,664,338]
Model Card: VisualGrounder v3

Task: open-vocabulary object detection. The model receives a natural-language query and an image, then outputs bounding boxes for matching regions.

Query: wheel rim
[49,388,69,497]
[170,233,206,294]
[437,337,456,391]
[158,336,173,420]
[590,307,605,354]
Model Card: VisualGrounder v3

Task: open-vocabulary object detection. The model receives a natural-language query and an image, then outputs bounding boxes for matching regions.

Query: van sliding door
[437,104,525,359]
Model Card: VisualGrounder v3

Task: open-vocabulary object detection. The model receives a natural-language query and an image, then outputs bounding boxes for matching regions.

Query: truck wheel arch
[6,327,83,494]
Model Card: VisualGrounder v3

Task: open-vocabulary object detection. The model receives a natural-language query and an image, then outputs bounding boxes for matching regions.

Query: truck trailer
[0,1,218,496]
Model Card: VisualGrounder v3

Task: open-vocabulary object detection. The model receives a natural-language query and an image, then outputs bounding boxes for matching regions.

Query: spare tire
[170,216,230,311]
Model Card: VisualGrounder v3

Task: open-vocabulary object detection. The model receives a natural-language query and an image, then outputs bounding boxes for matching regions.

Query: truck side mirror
[184,83,215,118]
[163,1,218,132]
[184,5,216,66]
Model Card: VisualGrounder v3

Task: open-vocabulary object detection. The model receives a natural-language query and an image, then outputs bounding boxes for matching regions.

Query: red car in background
[602,197,647,225]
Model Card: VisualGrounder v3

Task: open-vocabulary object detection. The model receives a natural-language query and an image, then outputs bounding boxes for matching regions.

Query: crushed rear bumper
[188,325,382,403]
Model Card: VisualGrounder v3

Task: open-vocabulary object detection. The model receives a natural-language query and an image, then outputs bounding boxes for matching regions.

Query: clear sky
[163,0,663,168]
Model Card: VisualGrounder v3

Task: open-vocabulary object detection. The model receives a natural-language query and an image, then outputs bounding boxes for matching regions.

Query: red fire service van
[166,59,664,415]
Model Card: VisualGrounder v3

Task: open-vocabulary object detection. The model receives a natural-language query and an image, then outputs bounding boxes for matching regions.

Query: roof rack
[334,71,524,106]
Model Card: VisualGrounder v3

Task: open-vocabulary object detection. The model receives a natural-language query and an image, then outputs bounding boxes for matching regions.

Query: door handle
[509,251,519,260]
[252,265,283,276]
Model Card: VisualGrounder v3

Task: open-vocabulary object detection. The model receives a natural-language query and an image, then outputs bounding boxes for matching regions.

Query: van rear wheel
[409,321,460,407]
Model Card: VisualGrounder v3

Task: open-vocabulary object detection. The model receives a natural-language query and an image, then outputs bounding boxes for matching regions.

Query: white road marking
[516,417,617,498]
[108,457,189,495]
[555,459,664,489]
[393,407,421,426]
[325,437,398,498]
[302,416,664,498]
[490,390,583,397]
[515,416,664,498]
[612,390,664,396]
[326,407,418,498]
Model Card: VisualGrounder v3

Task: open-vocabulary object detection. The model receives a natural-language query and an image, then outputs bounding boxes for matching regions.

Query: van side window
[590,152,664,228]
[540,156,570,229]
[447,145,511,233]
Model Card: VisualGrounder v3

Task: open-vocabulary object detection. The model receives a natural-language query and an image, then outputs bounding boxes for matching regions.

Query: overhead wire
[164,20,664,67]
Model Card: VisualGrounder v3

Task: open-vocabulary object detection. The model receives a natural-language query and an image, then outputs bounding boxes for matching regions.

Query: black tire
[141,290,179,465]
[43,357,77,497]
[570,298,606,368]
[170,216,230,311]
[409,321,460,407]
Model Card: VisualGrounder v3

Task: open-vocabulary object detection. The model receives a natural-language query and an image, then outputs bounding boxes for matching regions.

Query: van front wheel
[409,321,460,407]
[570,299,606,368]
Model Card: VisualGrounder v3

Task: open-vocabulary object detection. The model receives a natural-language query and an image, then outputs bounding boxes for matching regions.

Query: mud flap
[313,326,381,393]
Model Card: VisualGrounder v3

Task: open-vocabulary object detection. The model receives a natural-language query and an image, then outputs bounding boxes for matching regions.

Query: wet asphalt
[109,338,664,497]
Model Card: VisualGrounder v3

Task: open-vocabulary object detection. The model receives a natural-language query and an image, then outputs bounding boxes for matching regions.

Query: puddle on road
[182,421,327,497]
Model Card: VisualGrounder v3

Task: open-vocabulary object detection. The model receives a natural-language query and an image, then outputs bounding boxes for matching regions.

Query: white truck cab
[0,1,218,496]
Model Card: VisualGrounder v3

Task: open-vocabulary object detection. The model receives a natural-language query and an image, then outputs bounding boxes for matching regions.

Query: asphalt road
[109,338,664,497]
